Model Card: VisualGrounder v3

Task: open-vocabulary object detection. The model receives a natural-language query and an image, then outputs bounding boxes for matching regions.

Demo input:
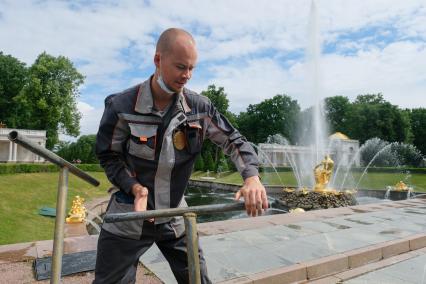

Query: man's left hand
[235,176,269,217]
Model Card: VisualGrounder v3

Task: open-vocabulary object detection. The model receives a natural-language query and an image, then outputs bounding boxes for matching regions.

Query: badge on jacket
[173,130,186,150]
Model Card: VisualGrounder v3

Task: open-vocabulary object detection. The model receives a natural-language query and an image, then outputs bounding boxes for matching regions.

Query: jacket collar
[134,76,191,115]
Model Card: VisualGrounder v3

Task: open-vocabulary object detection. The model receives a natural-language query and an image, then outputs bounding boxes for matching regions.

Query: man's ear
[154,53,160,68]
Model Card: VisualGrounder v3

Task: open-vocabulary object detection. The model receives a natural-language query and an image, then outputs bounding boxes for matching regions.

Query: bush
[0,163,58,174]
[55,135,98,164]
[0,163,103,174]
[76,164,103,172]
[204,154,215,172]
[194,154,205,171]
[349,167,426,174]
[360,138,424,167]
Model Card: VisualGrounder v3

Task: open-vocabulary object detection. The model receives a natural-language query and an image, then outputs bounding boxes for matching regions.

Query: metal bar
[8,131,99,186]
[51,167,69,284]
[184,213,201,284]
[104,202,246,223]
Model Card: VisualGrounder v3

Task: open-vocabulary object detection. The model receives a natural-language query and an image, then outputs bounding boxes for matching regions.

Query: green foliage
[237,94,300,144]
[408,108,426,155]
[360,138,423,167]
[76,164,103,172]
[55,134,98,163]
[0,52,28,128]
[14,52,84,149]
[0,163,103,174]
[200,85,238,171]
[216,152,229,173]
[345,94,412,144]
[204,153,215,171]
[194,154,205,171]
[201,85,235,124]
[324,96,351,134]
[349,167,426,174]
[0,163,58,174]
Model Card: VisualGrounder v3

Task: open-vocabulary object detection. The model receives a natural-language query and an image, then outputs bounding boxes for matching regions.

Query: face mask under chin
[156,73,175,95]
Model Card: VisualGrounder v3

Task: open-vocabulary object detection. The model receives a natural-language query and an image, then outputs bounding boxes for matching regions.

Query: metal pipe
[104,202,246,223]
[184,213,201,284]
[8,131,99,186]
[51,167,69,284]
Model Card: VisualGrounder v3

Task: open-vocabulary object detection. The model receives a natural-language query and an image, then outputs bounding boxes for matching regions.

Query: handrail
[104,202,247,284]
[104,202,246,223]
[8,131,100,284]
[8,130,99,186]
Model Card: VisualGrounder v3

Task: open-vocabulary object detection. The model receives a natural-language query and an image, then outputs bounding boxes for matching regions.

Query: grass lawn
[0,172,111,245]
[1,170,426,245]
[191,170,426,192]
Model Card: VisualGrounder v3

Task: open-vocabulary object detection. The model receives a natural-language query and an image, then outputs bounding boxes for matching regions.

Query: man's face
[156,38,197,93]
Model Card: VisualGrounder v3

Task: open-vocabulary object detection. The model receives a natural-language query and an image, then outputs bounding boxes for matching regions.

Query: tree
[345,94,412,144]
[324,95,351,134]
[237,94,300,144]
[204,152,215,172]
[0,52,27,128]
[200,85,236,171]
[194,154,205,171]
[16,52,84,148]
[55,135,97,163]
[360,137,423,167]
[408,108,426,155]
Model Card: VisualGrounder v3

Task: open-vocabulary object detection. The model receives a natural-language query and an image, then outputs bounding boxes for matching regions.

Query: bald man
[95,28,268,284]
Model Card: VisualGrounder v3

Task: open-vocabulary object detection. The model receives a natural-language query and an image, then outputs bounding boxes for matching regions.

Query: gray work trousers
[93,222,211,284]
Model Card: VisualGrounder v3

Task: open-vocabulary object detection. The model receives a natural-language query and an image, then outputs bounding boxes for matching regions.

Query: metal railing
[9,130,246,283]
[104,202,246,284]
[8,131,100,284]
[2,128,47,136]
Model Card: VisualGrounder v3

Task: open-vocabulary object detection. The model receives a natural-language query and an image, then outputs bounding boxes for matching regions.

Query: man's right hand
[131,184,149,212]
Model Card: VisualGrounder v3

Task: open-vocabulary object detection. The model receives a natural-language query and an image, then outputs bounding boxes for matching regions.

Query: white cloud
[1,0,425,139]
[77,101,103,136]
[59,101,103,141]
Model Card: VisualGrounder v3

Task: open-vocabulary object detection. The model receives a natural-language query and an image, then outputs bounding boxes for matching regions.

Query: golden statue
[66,195,86,223]
[313,155,334,193]
[394,181,408,191]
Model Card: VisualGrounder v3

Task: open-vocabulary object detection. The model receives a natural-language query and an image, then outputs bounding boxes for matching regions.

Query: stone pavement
[140,198,426,283]
[344,251,426,284]
[1,198,426,283]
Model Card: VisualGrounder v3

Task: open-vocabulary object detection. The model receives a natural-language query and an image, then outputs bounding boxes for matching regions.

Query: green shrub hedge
[2,163,424,175]
[350,167,426,174]
[0,163,103,174]
[259,166,426,174]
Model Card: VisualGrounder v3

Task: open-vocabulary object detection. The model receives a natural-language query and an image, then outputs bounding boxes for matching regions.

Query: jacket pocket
[128,123,157,160]
[185,121,203,154]
[102,194,143,240]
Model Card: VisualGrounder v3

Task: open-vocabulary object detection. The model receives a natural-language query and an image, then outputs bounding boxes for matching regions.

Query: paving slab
[4,198,424,283]
[345,253,426,284]
[260,236,335,264]
[138,200,426,283]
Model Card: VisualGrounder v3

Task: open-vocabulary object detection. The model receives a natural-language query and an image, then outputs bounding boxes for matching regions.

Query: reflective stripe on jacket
[96,77,259,238]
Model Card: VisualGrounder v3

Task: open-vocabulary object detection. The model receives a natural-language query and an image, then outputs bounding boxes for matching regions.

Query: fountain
[261,1,357,211]
[278,155,357,210]
[257,1,424,211]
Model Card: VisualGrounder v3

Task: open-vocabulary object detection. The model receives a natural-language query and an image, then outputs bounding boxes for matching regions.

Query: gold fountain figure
[313,155,334,193]
[394,181,409,191]
[66,195,86,223]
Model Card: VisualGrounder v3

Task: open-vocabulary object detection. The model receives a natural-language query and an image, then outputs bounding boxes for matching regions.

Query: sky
[1,0,425,139]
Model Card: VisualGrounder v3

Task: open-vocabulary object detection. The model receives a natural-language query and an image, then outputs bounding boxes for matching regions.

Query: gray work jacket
[96,77,259,239]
